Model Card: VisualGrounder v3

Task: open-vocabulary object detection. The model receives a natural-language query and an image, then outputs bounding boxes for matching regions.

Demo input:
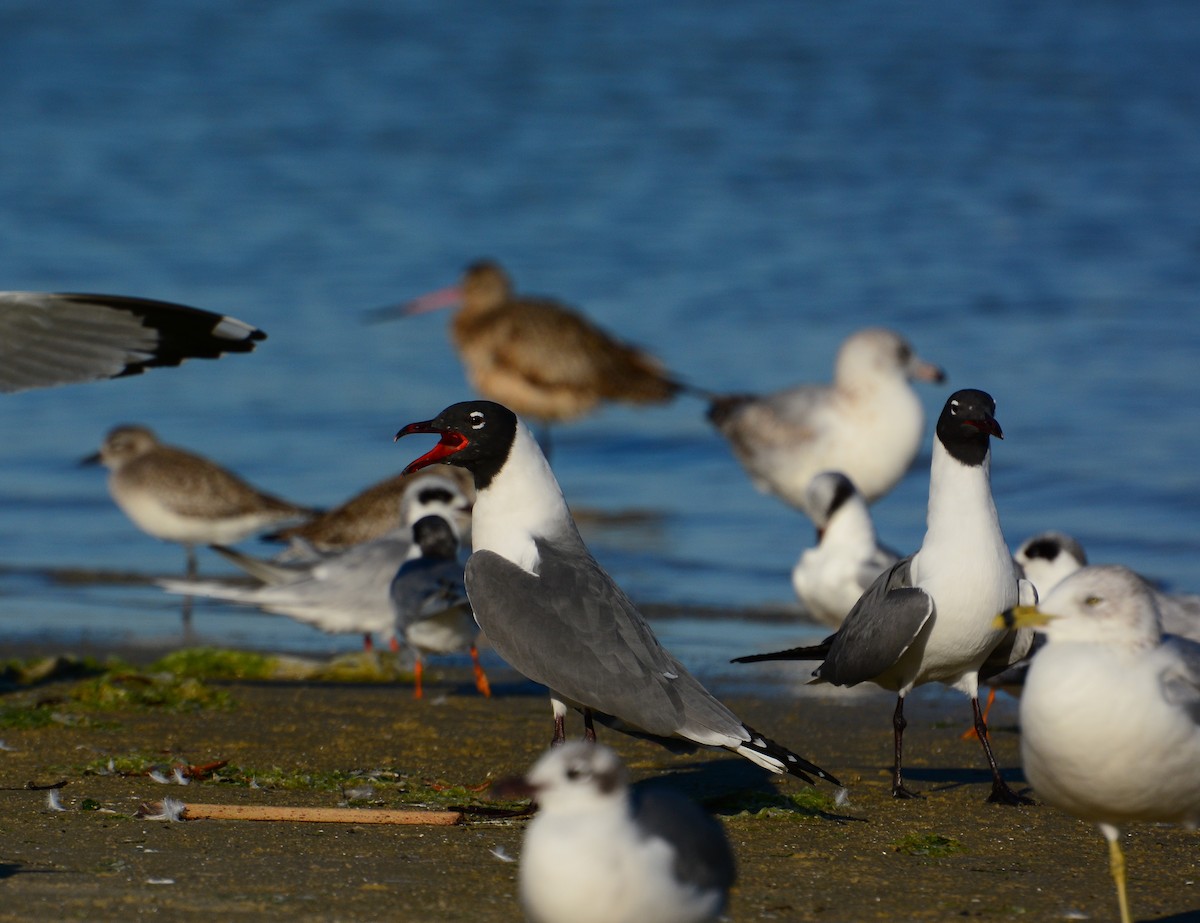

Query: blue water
[1,0,1199,666]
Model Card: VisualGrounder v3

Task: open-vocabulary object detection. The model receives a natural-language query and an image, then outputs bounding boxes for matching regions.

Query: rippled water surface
[2,1,1198,665]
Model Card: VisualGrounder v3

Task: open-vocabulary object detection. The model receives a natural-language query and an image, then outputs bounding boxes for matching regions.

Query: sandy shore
[0,647,1196,922]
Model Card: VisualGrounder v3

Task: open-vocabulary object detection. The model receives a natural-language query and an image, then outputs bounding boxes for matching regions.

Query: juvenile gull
[0,292,264,393]
[372,260,694,450]
[84,424,310,579]
[391,514,490,699]
[998,565,1200,923]
[493,742,735,923]
[735,389,1034,803]
[397,400,837,785]
[792,471,899,628]
[707,327,944,517]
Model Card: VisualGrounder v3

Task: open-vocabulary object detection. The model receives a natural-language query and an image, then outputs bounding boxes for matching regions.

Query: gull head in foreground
[493,742,736,923]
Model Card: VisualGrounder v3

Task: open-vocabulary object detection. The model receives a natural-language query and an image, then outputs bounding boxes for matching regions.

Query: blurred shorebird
[369,260,696,452]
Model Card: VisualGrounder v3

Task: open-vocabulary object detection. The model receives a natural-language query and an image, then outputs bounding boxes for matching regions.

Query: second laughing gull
[0,291,264,393]
[735,389,1034,804]
[396,400,838,786]
[792,471,899,628]
[707,327,944,518]
[493,742,736,923]
[997,566,1200,923]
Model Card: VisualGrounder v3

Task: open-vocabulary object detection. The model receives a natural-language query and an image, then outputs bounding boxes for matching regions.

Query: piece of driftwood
[178,803,464,825]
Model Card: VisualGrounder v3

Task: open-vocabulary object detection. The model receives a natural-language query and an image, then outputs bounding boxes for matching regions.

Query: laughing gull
[159,476,470,652]
[997,565,1200,923]
[391,514,491,699]
[84,425,311,580]
[396,400,837,785]
[1015,531,1200,642]
[371,260,695,450]
[493,742,736,923]
[792,471,899,628]
[707,327,944,518]
[0,292,264,393]
[734,389,1035,803]
[265,465,475,553]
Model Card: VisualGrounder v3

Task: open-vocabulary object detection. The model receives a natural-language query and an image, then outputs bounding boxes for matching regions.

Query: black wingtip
[731,644,830,664]
[743,725,841,788]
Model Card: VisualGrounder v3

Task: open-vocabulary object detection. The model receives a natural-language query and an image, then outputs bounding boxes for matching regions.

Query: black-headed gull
[735,389,1034,803]
[396,400,837,786]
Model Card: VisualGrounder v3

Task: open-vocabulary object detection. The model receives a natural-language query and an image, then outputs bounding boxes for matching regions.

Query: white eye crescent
[469,412,485,430]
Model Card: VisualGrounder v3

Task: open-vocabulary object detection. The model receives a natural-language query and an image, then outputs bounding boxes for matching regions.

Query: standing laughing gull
[391,514,491,699]
[372,260,696,452]
[0,292,264,393]
[493,742,736,923]
[792,471,899,628]
[735,389,1034,803]
[396,400,837,785]
[707,327,944,518]
[997,566,1200,923]
[84,424,311,580]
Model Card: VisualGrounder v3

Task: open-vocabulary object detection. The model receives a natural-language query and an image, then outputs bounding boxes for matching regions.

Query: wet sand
[0,649,1196,922]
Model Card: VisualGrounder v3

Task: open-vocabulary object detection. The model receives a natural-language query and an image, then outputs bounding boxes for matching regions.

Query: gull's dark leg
[892,695,921,799]
[181,545,197,636]
[551,711,566,747]
[974,695,1034,805]
[583,708,597,743]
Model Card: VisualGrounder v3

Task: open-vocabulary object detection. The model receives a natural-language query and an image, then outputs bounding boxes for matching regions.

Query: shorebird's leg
[469,645,492,697]
[181,544,197,634]
[975,695,1034,805]
[582,708,597,743]
[413,658,425,700]
[892,694,921,799]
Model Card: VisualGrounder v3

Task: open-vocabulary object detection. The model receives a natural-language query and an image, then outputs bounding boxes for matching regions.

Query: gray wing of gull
[1161,635,1200,725]
[818,555,932,687]
[391,556,470,632]
[980,578,1037,683]
[629,782,736,895]
[466,539,746,742]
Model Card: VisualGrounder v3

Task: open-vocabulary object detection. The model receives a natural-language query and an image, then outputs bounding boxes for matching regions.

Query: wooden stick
[180,803,463,825]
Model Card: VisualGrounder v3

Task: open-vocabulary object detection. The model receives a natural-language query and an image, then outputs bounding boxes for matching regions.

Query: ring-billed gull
[997,564,1200,923]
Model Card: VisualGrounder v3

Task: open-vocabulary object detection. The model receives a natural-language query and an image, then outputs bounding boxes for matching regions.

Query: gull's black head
[410,515,459,561]
[936,389,1001,467]
[395,400,518,491]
